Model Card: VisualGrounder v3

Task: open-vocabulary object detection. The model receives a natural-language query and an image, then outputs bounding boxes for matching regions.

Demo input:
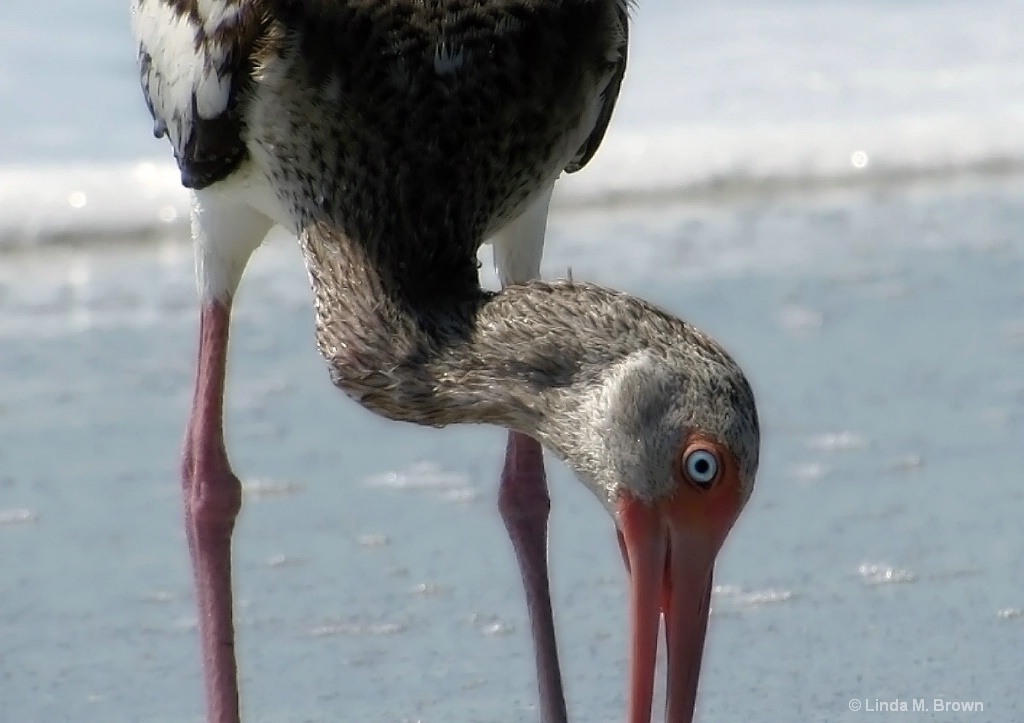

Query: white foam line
[0,161,189,248]
[3,114,1024,249]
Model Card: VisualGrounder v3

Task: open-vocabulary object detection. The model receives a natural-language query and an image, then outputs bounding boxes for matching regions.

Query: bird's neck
[301,223,646,449]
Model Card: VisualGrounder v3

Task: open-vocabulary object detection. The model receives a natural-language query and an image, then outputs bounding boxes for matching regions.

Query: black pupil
[693,457,711,477]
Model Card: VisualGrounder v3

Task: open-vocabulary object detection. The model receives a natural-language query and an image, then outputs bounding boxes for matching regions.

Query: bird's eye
[683,448,720,489]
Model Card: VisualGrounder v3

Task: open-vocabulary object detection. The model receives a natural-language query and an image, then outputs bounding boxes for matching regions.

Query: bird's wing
[564,0,629,174]
[131,0,268,189]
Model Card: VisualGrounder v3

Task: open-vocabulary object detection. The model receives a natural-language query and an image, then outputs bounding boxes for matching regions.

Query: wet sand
[2,178,1023,722]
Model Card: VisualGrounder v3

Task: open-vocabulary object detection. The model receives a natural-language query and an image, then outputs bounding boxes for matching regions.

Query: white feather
[433,44,465,75]
[197,0,244,35]
[489,184,554,287]
[191,185,274,302]
[130,0,238,155]
[194,55,232,119]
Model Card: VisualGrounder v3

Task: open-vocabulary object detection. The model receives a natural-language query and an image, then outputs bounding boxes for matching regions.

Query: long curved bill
[617,496,720,723]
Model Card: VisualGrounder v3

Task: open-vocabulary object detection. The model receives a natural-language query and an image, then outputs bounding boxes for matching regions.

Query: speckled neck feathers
[133,0,760,505]
[304,224,760,505]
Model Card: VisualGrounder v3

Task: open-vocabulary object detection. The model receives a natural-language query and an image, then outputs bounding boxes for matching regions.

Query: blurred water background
[2,1,1024,721]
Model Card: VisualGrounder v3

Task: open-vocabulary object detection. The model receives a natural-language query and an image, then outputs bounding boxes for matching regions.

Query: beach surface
[3,0,1024,720]
[3,178,1024,722]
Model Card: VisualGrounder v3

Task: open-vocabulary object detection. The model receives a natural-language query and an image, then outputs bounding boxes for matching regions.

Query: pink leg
[181,301,243,723]
[498,431,568,723]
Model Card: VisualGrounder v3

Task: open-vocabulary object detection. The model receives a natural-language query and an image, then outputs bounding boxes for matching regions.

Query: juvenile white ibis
[130,1,760,722]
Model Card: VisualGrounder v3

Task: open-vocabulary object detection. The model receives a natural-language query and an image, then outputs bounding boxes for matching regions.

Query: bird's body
[130,2,759,722]
[134,0,624,232]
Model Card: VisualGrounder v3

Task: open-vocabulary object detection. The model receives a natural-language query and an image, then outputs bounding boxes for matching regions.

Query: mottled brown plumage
[303,222,759,506]
[244,1,625,277]
[131,2,759,722]
[229,0,758,503]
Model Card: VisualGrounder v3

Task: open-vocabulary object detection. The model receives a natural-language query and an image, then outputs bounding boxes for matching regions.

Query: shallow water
[5,0,1024,246]
[6,0,1024,165]
[2,178,1023,722]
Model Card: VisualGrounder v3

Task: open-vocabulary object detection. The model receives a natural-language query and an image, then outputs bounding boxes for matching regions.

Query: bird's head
[545,338,759,723]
